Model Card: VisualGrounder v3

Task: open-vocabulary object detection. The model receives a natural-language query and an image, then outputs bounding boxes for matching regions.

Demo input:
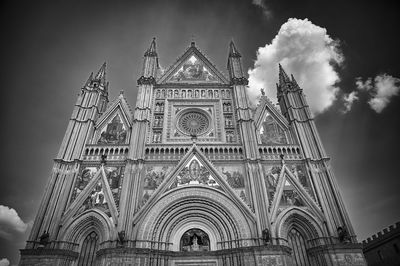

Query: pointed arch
[59,209,115,244]
[273,207,323,241]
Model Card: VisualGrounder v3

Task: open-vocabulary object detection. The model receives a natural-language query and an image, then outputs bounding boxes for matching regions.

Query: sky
[1,0,400,264]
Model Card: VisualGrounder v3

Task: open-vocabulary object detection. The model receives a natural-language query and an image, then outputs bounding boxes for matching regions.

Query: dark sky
[1,0,399,264]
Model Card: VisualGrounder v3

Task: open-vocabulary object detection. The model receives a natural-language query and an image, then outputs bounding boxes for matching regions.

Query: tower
[20,39,366,266]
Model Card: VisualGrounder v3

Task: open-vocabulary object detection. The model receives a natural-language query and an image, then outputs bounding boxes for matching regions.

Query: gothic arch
[135,186,254,250]
[59,209,115,245]
[273,207,323,241]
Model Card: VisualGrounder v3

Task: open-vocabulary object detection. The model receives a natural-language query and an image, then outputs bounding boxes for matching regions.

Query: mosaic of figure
[180,228,210,252]
[263,165,282,201]
[105,166,124,207]
[71,167,98,202]
[77,182,111,217]
[171,55,217,82]
[98,115,127,144]
[221,168,245,188]
[144,166,169,190]
[290,164,315,199]
[280,190,304,207]
[259,114,287,145]
[141,166,171,206]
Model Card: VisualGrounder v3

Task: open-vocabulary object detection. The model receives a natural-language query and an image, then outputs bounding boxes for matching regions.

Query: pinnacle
[95,62,106,82]
[278,63,290,85]
[229,39,241,57]
[145,37,157,56]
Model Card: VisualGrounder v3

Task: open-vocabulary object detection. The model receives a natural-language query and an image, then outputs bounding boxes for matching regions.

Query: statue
[262,228,270,244]
[39,230,50,247]
[117,230,126,245]
[337,226,351,243]
[261,88,265,96]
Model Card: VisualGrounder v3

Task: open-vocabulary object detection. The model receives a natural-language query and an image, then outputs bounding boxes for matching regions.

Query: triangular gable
[61,166,119,226]
[94,94,132,145]
[133,145,255,224]
[254,96,290,145]
[269,165,323,223]
[158,45,229,84]
[254,95,288,130]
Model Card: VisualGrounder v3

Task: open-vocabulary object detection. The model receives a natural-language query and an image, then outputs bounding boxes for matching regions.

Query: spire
[84,72,93,87]
[229,40,241,57]
[291,74,300,88]
[278,64,290,85]
[95,62,106,84]
[145,37,157,57]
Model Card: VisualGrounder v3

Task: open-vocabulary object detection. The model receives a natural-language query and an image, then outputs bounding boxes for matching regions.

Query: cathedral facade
[20,39,366,266]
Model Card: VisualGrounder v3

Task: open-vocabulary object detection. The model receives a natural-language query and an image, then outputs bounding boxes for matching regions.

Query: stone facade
[20,39,366,265]
[362,222,400,266]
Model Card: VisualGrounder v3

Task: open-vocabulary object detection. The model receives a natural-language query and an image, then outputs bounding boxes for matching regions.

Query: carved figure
[39,230,50,247]
[262,228,270,244]
[117,230,126,245]
[337,226,351,243]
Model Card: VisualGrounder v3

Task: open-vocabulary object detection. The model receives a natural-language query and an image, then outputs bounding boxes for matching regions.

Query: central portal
[180,228,210,252]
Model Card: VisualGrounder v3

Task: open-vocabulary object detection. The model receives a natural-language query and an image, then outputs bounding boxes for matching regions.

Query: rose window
[177,110,210,136]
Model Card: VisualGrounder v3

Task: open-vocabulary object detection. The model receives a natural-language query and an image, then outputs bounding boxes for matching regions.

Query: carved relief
[180,228,210,252]
[170,159,221,189]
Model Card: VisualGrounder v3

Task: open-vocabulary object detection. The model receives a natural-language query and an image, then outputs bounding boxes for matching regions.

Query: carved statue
[262,228,270,244]
[337,226,351,243]
[261,88,265,95]
[39,230,50,247]
[118,230,126,245]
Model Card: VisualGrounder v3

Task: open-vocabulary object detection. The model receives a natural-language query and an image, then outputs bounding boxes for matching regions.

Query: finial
[95,62,107,84]
[229,39,241,57]
[191,34,195,47]
[278,63,290,85]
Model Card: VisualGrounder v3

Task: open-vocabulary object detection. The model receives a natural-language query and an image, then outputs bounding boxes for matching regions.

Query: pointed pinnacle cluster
[229,40,241,58]
[276,64,301,96]
[144,37,157,57]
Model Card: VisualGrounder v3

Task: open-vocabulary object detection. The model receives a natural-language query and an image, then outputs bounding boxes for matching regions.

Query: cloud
[355,74,400,113]
[252,0,272,18]
[342,91,359,113]
[0,258,10,266]
[0,205,29,240]
[248,18,343,115]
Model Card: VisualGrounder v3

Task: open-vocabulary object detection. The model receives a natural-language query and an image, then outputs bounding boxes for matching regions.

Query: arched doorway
[287,228,311,266]
[180,228,210,252]
[77,231,99,266]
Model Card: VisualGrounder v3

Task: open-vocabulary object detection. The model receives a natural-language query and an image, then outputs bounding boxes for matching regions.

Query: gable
[158,45,229,84]
[254,95,291,145]
[267,164,324,223]
[133,145,255,224]
[93,94,132,145]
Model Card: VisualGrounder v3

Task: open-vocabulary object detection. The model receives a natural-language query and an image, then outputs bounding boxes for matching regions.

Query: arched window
[77,231,99,266]
[288,228,311,266]
[180,228,210,252]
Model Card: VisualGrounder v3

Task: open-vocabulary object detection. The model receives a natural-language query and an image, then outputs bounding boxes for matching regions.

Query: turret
[227,40,246,82]
[140,37,159,81]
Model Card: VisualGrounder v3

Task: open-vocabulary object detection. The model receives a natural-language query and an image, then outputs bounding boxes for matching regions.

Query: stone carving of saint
[182,90,186,98]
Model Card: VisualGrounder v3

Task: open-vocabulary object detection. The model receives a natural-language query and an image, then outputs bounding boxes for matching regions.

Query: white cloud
[355,74,400,113]
[248,18,343,115]
[342,91,359,113]
[0,258,10,266]
[252,0,272,18]
[0,205,28,240]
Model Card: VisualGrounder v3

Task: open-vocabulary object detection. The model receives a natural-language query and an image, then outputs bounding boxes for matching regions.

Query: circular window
[177,109,210,136]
